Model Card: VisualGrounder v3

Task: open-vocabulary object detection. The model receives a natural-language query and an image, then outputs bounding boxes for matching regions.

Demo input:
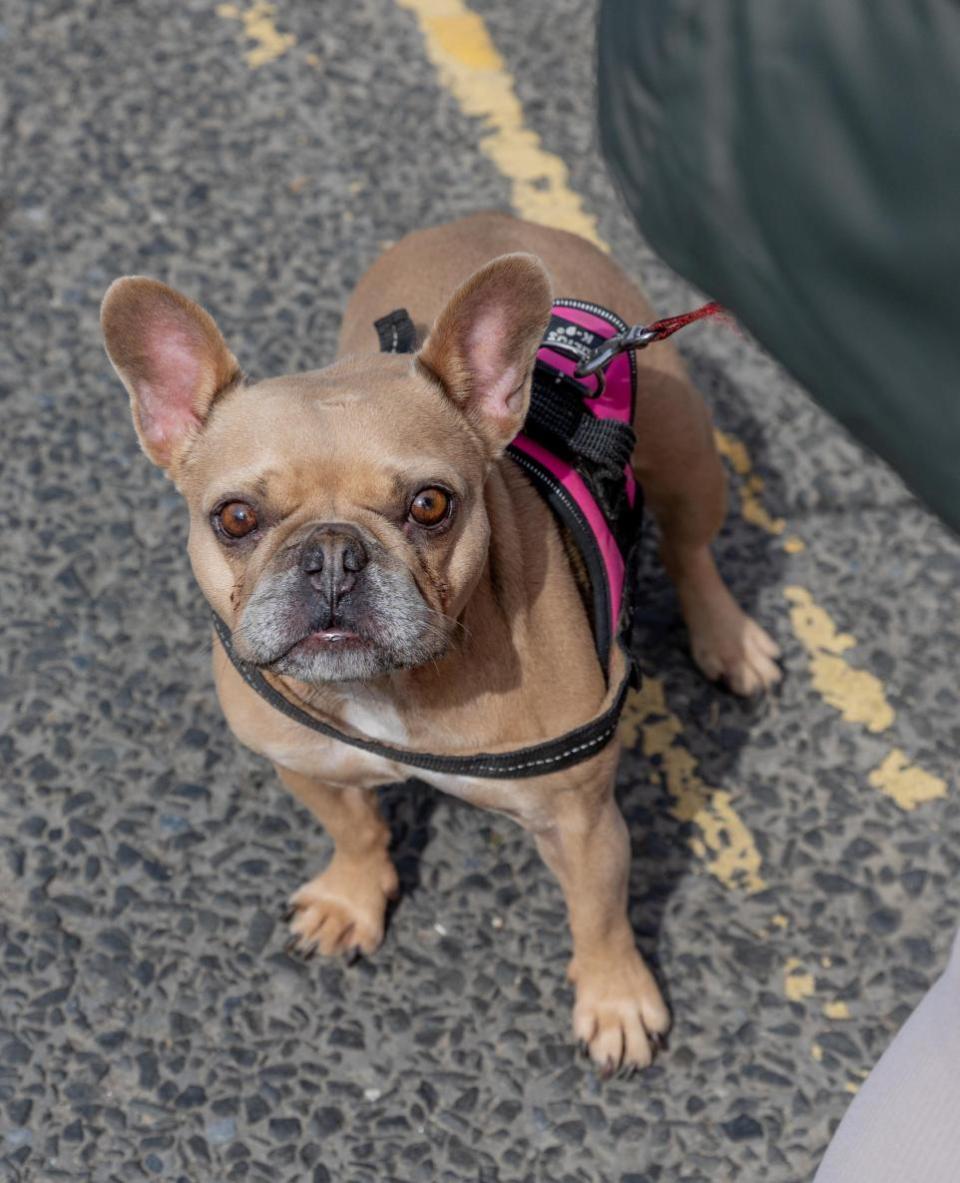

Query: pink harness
[507,300,641,665]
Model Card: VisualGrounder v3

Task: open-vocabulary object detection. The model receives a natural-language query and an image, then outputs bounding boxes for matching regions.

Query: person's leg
[814,927,960,1182]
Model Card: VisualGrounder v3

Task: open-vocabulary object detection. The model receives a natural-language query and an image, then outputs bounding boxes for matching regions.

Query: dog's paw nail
[651,1031,668,1052]
[283,937,299,957]
[282,905,296,923]
[599,1057,617,1081]
[343,946,361,966]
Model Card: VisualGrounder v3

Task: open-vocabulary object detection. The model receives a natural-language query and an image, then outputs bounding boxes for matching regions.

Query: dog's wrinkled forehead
[180,356,487,508]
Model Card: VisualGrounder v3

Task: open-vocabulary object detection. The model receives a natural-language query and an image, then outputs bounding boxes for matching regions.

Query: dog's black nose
[300,523,369,600]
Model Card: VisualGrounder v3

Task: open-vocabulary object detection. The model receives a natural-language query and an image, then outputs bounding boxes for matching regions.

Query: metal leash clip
[574,323,660,381]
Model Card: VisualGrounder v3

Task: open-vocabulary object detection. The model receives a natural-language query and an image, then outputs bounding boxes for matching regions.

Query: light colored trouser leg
[814,926,960,1182]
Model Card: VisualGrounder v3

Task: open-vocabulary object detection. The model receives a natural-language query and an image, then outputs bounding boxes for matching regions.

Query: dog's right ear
[101,278,241,471]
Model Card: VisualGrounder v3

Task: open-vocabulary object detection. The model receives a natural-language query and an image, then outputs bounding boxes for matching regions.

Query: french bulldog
[101,212,781,1074]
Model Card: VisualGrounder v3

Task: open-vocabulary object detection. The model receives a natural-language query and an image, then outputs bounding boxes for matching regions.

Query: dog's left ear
[417,253,553,454]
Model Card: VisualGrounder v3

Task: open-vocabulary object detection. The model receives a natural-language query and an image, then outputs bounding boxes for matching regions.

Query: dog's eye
[216,501,259,539]
[408,487,451,528]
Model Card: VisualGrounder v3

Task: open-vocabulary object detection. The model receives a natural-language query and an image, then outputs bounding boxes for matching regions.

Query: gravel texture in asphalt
[2,2,958,1181]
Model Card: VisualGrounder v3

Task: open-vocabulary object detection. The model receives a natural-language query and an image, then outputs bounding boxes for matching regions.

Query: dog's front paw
[569,947,671,1076]
[285,854,399,959]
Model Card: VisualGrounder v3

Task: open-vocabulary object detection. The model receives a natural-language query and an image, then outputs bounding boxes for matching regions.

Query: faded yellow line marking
[395,0,603,247]
[714,429,786,536]
[217,1,295,67]
[784,958,815,1002]
[786,587,946,807]
[824,1001,851,1020]
[785,586,894,733]
[619,679,764,894]
[868,749,947,811]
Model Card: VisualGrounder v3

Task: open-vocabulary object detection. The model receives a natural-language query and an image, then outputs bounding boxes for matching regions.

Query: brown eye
[216,501,258,539]
[408,486,451,528]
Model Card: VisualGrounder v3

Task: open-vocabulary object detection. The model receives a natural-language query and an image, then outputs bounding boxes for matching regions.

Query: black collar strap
[212,612,638,780]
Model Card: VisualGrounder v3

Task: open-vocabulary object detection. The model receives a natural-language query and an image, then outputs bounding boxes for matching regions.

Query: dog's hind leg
[276,767,399,960]
[630,351,782,695]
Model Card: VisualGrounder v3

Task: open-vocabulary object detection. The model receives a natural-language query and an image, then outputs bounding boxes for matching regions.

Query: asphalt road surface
[2,1,959,1180]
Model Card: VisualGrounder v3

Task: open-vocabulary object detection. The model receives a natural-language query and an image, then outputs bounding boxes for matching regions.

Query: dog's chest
[339,696,408,747]
[261,695,407,781]
[257,704,525,814]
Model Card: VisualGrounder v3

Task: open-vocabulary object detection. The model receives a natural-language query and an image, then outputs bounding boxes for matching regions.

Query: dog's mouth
[290,628,367,649]
[303,629,359,648]
[263,624,374,666]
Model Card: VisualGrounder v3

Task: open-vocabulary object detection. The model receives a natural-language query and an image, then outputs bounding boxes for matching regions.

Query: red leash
[645,300,730,342]
[575,300,735,380]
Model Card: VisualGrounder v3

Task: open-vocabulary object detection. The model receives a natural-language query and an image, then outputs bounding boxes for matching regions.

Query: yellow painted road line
[786,586,948,808]
[868,748,947,812]
[395,0,604,247]
[619,679,765,894]
[714,429,787,537]
[216,1,295,67]
[785,586,894,733]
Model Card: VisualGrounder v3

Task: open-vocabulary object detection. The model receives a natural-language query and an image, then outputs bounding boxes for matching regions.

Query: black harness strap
[213,612,636,779]
[527,362,637,472]
[374,308,417,354]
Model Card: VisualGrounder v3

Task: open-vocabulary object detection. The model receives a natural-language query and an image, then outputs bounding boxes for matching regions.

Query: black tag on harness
[541,314,608,365]
[374,308,417,354]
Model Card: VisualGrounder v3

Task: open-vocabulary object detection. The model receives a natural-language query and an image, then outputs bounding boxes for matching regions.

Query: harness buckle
[574,324,659,380]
